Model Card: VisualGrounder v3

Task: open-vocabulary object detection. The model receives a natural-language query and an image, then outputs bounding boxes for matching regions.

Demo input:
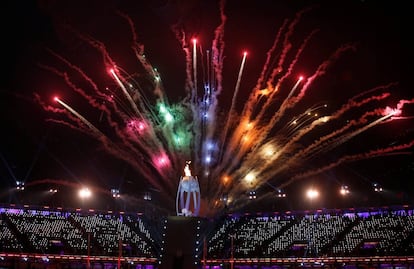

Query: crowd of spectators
[1,205,414,261]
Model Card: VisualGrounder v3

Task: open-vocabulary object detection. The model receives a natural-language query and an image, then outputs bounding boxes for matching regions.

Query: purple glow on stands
[357,212,370,218]
[2,208,23,214]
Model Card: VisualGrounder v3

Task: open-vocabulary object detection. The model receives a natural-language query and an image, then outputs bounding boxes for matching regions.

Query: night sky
[1,0,413,216]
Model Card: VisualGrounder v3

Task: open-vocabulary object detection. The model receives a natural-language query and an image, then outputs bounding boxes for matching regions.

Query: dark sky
[1,0,413,215]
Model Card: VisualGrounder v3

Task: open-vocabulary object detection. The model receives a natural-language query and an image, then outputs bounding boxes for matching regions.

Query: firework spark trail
[240,20,289,124]
[68,27,117,70]
[35,93,99,140]
[110,69,144,119]
[237,44,356,168]
[117,11,166,101]
[213,22,301,176]
[225,115,331,199]
[46,52,176,196]
[34,93,65,114]
[253,25,311,120]
[110,67,190,172]
[210,0,226,96]
[300,107,393,160]
[254,20,288,93]
[38,52,132,138]
[107,68,184,185]
[230,137,414,212]
[266,7,312,92]
[200,0,227,175]
[224,29,318,168]
[169,29,203,169]
[66,23,192,186]
[218,52,248,163]
[290,44,356,106]
[106,68,177,167]
[54,98,111,147]
[247,95,396,190]
[211,71,402,204]
[217,42,354,183]
[324,109,396,149]
[169,2,228,181]
[193,39,198,100]
[37,62,135,152]
[51,99,172,196]
[38,61,153,159]
[69,26,164,127]
[190,39,203,165]
[37,62,104,109]
[235,9,315,142]
[281,103,327,138]
[283,139,414,187]
[397,98,414,110]
[259,108,392,188]
[351,82,398,101]
[294,92,392,159]
[44,49,106,101]
[199,48,214,171]
[247,19,317,125]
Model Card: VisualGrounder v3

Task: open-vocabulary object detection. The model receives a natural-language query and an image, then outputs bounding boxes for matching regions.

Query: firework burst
[34,1,414,216]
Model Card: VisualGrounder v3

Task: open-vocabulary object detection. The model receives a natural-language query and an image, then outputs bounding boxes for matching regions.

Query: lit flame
[184,161,192,177]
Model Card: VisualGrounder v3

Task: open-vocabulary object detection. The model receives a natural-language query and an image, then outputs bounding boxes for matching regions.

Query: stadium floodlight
[144,192,152,201]
[16,181,25,190]
[79,187,92,199]
[248,190,257,200]
[306,188,319,200]
[111,188,120,198]
[373,183,383,192]
[276,189,287,198]
[219,194,232,206]
[339,185,350,196]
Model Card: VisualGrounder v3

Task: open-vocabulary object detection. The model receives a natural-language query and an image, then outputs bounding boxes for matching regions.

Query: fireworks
[35,1,413,216]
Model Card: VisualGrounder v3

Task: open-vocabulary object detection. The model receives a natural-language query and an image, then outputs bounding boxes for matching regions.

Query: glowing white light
[306,188,319,199]
[184,161,192,177]
[245,173,255,184]
[79,187,92,198]
[205,155,211,163]
[339,185,350,195]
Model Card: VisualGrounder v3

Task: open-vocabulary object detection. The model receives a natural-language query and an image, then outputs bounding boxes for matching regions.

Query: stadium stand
[1,204,414,268]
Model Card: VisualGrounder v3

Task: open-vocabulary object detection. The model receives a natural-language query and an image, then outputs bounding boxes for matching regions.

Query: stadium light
[339,185,350,196]
[373,183,383,192]
[276,189,287,198]
[16,181,25,190]
[248,190,257,200]
[306,188,319,200]
[111,188,120,198]
[79,187,92,199]
[143,192,152,201]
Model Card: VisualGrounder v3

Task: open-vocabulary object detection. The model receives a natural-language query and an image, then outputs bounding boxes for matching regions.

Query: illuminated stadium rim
[202,256,414,265]
[1,203,146,216]
[2,203,414,217]
[0,253,157,264]
[1,253,413,265]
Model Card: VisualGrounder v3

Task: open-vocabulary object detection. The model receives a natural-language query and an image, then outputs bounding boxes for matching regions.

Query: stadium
[1,202,414,268]
[1,0,413,268]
